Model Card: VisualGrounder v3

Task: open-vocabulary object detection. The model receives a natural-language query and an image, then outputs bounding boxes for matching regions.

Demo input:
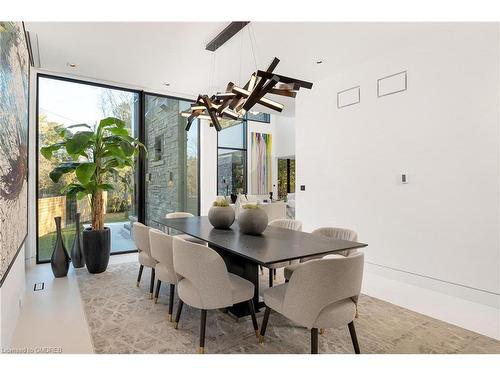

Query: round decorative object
[208,206,235,229]
[238,207,268,235]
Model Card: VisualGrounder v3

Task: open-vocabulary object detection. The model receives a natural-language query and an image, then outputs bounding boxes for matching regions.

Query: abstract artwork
[250,132,272,194]
[0,22,29,285]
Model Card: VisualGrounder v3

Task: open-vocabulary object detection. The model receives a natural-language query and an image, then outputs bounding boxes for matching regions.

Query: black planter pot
[70,213,85,268]
[51,216,70,278]
[82,227,111,274]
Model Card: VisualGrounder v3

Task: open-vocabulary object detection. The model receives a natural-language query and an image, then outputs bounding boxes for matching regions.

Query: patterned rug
[76,262,500,354]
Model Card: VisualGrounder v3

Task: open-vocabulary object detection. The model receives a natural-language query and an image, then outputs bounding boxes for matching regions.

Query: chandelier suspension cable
[208,50,216,92]
[248,24,258,72]
[239,30,244,86]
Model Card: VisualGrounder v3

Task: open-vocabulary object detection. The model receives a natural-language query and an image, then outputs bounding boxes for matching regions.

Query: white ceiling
[25,22,435,114]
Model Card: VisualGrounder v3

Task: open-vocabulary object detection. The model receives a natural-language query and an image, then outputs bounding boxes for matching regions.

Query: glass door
[36,75,140,262]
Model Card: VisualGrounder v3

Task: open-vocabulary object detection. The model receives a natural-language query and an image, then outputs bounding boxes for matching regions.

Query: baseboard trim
[362,265,500,340]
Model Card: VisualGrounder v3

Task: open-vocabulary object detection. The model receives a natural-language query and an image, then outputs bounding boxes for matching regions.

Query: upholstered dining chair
[172,237,259,354]
[283,227,358,282]
[149,228,183,321]
[165,212,207,245]
[259,252,364,354]
[132,222,157,299]
[266,219,303,287]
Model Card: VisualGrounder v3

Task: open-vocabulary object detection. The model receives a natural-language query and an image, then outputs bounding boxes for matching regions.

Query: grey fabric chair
[149,228,183,321]
[260,252,364,354]
[165,212,207,245]
[266,219,303,287]
[172,237,259,353]
[132,222,157,299]
[284,227,358,281]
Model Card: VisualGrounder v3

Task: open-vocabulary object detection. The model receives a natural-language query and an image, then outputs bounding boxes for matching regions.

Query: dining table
[155,216,368,318]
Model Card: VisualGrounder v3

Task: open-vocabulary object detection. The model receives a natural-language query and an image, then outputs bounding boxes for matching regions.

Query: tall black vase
[70,213,85,268]
[51,216,70,278]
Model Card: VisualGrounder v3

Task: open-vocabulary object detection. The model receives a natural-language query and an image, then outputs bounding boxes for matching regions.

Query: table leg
[210,245,260,318]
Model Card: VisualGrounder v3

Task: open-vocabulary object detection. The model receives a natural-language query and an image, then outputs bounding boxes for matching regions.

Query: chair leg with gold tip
[149,268,155,299]
[154,279,161,303]
[247,300,259,339]
[174,299,183,329]
[199,309,207,354]
[259,306,271,344]
[311,328,319,354]
[136,265,144,287]
[348,321,360,354]
[167,284,175,322]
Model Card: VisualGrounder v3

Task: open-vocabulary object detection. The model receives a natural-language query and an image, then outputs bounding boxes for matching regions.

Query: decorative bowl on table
[237,204,268,235]
[208,198,235,229]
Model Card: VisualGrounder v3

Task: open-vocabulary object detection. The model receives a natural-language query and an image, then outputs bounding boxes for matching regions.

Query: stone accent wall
[145,96,187,229]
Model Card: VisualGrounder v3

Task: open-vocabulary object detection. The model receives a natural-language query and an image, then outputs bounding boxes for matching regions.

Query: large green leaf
[119,141,135,156]
[40,143,64,160]
[97,117,125,135]
[75,163,96,185]
[60,183,86,197]
[66,131,94,155]
[67,123,92,130]
[49,162,80,183]
[109,126,130,137]
[97,183,114,191]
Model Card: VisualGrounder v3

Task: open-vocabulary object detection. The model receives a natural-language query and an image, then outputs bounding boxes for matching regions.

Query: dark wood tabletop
[156,216,367,266]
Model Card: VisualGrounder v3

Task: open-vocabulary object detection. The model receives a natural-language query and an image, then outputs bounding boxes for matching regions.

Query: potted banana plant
[41,117,144,273]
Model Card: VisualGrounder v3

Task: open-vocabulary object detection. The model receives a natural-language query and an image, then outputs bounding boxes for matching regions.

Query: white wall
[295,23,500,338]
[0,245,26,348]
[273,115,295,158]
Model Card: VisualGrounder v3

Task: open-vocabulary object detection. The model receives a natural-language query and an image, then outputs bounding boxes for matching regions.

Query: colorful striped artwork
[250,132,272,194]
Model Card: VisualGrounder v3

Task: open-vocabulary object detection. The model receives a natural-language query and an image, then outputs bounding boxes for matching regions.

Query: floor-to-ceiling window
[217,121,247,196]
[37,75,140,262]
[144,94,200,229]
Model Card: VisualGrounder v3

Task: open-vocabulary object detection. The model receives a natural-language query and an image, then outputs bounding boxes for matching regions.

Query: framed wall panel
[337,86,360,108]
[377,71,407,97]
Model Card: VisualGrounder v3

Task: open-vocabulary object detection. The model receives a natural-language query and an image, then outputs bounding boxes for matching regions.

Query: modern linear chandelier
[181,57,313,131]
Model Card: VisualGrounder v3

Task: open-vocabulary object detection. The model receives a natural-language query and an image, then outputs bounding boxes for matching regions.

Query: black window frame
[216,119,248,196]
[35,73,200,264]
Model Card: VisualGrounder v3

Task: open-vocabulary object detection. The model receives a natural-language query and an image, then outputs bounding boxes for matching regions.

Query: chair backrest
[312,227,358,256]
[283,252,364,328]
[172,237,233,309]
[165,212,194,219]
[132,222,151,255]
[269,219,303,231]
[149,228,177,282]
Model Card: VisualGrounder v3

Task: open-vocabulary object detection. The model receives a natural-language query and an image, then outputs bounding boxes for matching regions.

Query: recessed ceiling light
[163,82,170,87]
[67,62,77,68]
[316,60,323,64]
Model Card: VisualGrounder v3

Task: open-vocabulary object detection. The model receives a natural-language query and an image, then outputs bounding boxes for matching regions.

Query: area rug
[76,262,500,354]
